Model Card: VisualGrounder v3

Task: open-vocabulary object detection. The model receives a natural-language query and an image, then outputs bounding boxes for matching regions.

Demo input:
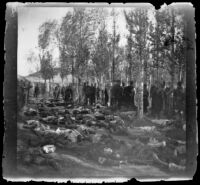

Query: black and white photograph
[4,2,197,182]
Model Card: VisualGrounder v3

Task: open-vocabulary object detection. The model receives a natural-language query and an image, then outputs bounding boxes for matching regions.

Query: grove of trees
[28,6,187,112]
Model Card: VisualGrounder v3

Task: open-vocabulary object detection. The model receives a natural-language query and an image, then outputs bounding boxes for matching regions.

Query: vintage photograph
[5,2,196,181]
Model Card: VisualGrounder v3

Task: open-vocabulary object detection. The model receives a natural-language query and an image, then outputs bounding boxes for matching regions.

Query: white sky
[17,6,151,76]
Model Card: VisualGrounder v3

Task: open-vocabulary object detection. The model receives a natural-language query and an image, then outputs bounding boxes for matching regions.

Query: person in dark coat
[150,84,157,118]
[161,81,166,115]
[91,84,96,105]
[68,84,73,102]
[123,81,135,108]
[85,82,91,105]
[64,86,70,103]
[56,85,60,100]
[164,83,170,116]
[26,81,32,103]
[143,83,149,114]
[61,86,65,100]
[111,80,123,108]
[155,83,163,119]
[83,82,87,105]
[53,85,58,99]
[41,84,46,96]
[173,81,185,119]
[96,85,100,102]
[121,82,126,106]
[53,84,60,100]
[17,80,26,111]
[34,83,39,98]
[88,83,94,106]
[64,84,73,103]
[104,87,109,106]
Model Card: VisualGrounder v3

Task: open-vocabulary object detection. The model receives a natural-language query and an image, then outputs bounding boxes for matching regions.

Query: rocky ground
[17,98,186,179]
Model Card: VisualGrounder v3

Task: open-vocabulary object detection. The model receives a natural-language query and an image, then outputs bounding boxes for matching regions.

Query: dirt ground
[17,97,186,180]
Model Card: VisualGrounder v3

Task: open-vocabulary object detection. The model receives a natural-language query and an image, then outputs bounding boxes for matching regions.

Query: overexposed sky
[17,6,151,76]
[18,7,72,76]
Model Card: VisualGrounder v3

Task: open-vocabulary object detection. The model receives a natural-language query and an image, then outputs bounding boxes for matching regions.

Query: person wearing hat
[111,80,123,109]
[34,83,40,98]
[164,82,173,117]
[173,81,185,119]
[143,83,149,114]
[123,81,135,108]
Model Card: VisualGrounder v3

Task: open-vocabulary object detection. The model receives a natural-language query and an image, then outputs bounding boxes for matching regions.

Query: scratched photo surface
[4,2,197,182]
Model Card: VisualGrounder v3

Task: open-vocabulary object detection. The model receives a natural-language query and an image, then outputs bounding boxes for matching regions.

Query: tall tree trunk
[140,60,144,119]
[156,22,159,83]
[70,55,75,102]
[72,56,75,85]
[138,51,144,119]
[108,53,112,107]
[112,10,116,83]
[184,7,197,176]
[129,60,132,82]
[44,79,47,99]
[112,49,115,82]
[49,79,51,97]
[179,65,182,82]
[61,77,63,86]
[144,59,147,84]
[171,9,175,87]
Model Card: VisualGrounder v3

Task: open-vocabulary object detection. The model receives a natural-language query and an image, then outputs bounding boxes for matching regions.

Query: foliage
[92,23,110,81]
[38,20,57,82]
[35,7,186,98]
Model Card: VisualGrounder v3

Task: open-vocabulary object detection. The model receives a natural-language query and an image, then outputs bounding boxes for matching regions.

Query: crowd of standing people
[52,82,108,106]
[51,80,185,120]
[109,80,185,119]
[52,84,73,104]
[150,81,185,119]
[82,82,108,106]
[18,77,185,120]
[110,80,136,109]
